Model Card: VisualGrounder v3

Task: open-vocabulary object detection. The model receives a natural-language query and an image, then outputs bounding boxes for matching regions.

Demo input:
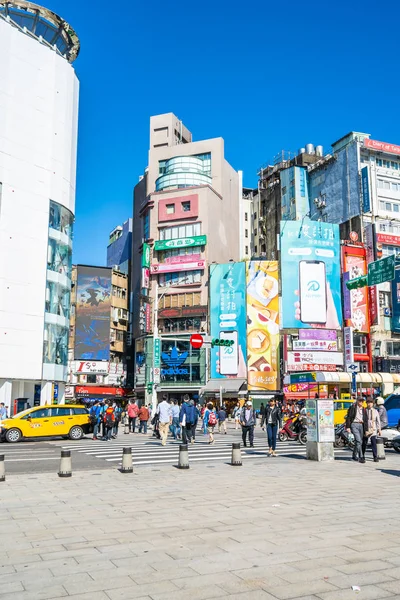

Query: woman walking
[362,396,382,463]
[204,403,217,445]
[265,397,282,456]
[233,401,241,430]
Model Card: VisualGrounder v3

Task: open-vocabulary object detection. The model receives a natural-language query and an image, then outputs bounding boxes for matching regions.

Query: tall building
[107,218,133,275]
[0,1,79,412]
[132,113,242,404]
[66,265,129,403]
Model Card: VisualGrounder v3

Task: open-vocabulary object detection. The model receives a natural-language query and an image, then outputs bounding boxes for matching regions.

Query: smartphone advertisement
[280,219,342,330]
[246,261,280,391]
[209,263,247,379]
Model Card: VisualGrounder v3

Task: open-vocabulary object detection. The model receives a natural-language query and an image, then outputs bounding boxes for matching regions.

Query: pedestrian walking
[170,399,181,439]
[217,406,227,434]
[265,397,282,456]
[104,403,115,441]
[233,401,241,430]
[203,403,217,444]
[138,404,150,433]
[127,398,139,433]
[113,403,122,437]
[362,397,382,463]
[240,400,256,447]
[0,402,7,420]
[346,396,369,463]
[157,395,172,446]
[376,397,388,429]
[89,400,101,440]
[179,394,196,445]
[259,403,266,429]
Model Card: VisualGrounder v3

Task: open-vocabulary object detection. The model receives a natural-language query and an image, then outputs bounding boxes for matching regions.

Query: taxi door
[24,407,52,437]
[46,407,72,436]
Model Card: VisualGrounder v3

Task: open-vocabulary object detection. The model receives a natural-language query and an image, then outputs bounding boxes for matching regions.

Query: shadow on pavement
[380,469,400,477]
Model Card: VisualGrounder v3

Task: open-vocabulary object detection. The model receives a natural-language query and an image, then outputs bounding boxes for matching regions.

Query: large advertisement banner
[246,261,280,391]
[209,263,247,379]
[74,266,111,360]
[280,219,342,330]
[342,246,370,333]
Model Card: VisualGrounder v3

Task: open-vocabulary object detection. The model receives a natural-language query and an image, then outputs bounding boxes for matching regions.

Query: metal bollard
[121,447,133,473]
[124,417,130,435]
[178,444,189,469]
[58,450,72,478]
[0,455,5,482]
[231,442,242,466]
[377,437,385,461]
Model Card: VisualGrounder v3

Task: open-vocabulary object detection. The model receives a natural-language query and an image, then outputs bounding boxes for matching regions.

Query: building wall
[107,218,132,274]
[0,17,79,381]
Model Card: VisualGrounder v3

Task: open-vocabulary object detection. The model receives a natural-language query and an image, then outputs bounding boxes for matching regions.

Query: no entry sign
[190,334,204,349]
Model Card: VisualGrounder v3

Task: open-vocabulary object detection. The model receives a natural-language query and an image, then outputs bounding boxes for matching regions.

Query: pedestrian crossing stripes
[61,434,350,466]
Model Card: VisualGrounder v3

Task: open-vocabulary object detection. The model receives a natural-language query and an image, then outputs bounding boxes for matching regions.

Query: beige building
[132,113,243,401]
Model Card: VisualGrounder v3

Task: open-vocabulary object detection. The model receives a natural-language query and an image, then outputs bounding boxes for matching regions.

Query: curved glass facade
[44,200,74,370]
[156,153,211,191]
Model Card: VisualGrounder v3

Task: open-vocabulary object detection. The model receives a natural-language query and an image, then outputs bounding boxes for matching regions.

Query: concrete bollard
[231,442,242,466]
[0,455,5,482]
[58,450,72,478]
[178,444,189,469]
[124,417,130,435]
[121,447,133,473]
[377,437,385,461]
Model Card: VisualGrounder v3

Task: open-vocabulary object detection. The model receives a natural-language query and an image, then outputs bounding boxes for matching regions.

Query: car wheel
[69,426,83,440]
[5,428,22,443]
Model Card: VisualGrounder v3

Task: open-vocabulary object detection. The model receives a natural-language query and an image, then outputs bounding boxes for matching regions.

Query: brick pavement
[1,453,400,599]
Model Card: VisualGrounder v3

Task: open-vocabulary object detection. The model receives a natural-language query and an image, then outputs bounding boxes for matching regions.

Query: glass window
[47,238,72,276]
[166,204,175,214]
[245,246,249,254]
[387,341,400,356]
[353,333,368,355]
[394,204,400,213]
[380,201,386,211]
[392,183,399,191]
[245,213,248,221]
[73,407,88,415]
[43,323,68,366]
[376,159,383,167]
[87,374,97,384]
[49,200,74,240]
[31,408,51,418]
[245,229,248,238]
[143,212,150,240]
[49,407,72,416]
[386,202,392,211]
[45,281,70,319]
[182,201,191,212]
[384,181,390,190]
[158,223,201,241]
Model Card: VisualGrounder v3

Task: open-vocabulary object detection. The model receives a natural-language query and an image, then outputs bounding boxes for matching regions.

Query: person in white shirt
[157,395,172,446]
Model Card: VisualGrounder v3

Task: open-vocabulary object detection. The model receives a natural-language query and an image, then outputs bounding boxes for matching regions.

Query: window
[49,200,74,240]
[159,223,201,240]
[245,229,248,238]
[254,245,258,254]
[387,341,400,356]
[73,407,88,415]
[245,213,248,221]
[87,374,97,384]
[353,333,368,355]
[31,408,51,419]
[143,211,150,240]
[181,201,191,212]
[159,270,202,287]
[166,204,175,214]
[49,407,71,416]
[160,317,202,333]
[384,395,400,410]
[376,159,383,167]
[254,213,257,220]
[245,245,249,255]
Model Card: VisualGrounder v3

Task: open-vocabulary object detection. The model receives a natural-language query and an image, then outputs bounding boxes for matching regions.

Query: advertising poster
[209,263,247,379]
[342,246,369,333]
[246,261,280,391]
[392,268,400,334]
[306,399,318,442]
[280,219,342,330]
[317,400,335,442]
[74,266,111,360]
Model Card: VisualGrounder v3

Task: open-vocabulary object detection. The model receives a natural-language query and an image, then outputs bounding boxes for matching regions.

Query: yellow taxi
[0,405,91,443]
[333,400,355,425]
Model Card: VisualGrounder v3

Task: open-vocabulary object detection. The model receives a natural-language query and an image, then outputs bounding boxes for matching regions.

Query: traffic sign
[347,363,359,373]
[346,275,368,290]
[190,333,204,349]
[368,255,395,286]
[289,372,317,384]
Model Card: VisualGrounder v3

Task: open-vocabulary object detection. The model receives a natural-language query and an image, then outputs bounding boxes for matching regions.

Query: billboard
[280,219,342,330]
[342,245,369,333]
[361,167,371,213]
[209,263,247,379]
[74,266,111,360]
[246,262,280,391]
[392,268,400,334]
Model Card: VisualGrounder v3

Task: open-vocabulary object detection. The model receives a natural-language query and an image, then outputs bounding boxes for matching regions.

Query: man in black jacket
[346,396,368,463]
[264,397,282,456]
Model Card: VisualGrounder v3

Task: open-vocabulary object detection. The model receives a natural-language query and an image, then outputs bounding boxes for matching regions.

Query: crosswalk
[61,430,350,467]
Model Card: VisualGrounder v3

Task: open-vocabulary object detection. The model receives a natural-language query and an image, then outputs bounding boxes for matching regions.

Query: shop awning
[200,379,247,396]
[284,372,400,385]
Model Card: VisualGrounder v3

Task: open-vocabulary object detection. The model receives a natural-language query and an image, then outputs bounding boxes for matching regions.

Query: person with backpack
[127,398,139,433]
[104,402,115,441]
[179,394,196,445]
[240,400,256,447]
[217,406,227,434]
[204,403,217,445]
[113,403,122,438]
[138,404,150,434]
[89,400,102,440]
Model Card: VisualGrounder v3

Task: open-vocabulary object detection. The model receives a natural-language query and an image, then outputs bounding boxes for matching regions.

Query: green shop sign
[154,235,207,251]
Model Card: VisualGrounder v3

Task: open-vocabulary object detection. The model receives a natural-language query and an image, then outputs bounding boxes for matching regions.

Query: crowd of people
[345,395,388,463]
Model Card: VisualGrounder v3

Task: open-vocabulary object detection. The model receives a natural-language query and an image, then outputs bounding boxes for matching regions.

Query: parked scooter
[380,426,400,449]
[279,414,307,445]
[334,423,355,449]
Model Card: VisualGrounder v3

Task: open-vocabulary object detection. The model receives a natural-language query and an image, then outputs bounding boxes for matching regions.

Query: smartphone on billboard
[219,331,239,375]
[299,260,327,324]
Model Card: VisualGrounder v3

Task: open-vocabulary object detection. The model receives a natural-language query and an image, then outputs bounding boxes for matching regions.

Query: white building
[0,1,79,413]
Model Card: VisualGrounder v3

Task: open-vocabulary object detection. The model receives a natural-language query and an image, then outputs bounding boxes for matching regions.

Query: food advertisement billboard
[246,261,280,391]
[280,219,342,330]
[74,266,111,360]
[342,245,369,333]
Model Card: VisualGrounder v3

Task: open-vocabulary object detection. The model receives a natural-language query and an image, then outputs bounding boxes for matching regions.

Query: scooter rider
[376,397,388,429]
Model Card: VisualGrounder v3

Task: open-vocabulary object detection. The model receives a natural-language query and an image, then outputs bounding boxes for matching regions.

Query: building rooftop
[0,0,80,62]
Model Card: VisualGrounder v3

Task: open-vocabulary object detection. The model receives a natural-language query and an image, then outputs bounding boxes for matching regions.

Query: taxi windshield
[11,409,33,419]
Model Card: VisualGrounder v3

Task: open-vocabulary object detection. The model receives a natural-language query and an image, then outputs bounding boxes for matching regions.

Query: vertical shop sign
[246,261,280,391]
[344,326,354,368]
[392,268,400,334]
[342,245,370,333]
[361,166,371,213]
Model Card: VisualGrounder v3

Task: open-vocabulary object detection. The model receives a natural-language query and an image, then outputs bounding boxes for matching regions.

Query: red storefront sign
[150,260,205,274]
[75,386,126,397]
[364,138,400,156]
[165,254,201,265]
[158,306,207,318]
[376,233,400,246]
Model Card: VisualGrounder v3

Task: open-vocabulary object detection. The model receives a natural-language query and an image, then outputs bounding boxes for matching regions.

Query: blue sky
[46,0,400,265]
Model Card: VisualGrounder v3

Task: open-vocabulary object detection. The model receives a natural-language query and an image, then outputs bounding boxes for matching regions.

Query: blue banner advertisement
[361,166,371,213]
[209,263,247,378]
[280,219,342,330]
[74,266,111,360]
[391,267,400,333]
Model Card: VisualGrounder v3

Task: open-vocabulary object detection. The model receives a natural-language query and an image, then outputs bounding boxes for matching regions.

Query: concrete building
[107,218,133,275]
[0,1,79,413]
[66,266,129,403]
[241,184,256,260]
[132,113,242,403]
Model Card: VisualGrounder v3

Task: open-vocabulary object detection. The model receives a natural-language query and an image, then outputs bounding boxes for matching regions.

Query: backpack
[105,411,114,427]
[208,411,217,426]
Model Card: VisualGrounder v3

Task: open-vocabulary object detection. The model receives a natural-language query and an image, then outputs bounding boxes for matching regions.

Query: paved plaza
[1,450,400,600]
